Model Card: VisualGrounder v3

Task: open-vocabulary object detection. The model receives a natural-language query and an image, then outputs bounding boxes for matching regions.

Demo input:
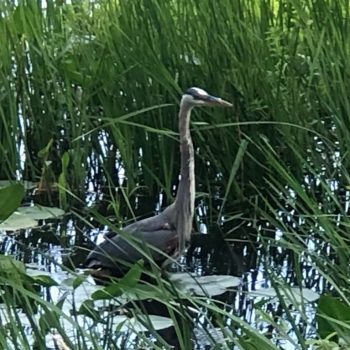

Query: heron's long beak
[206,95,233,107]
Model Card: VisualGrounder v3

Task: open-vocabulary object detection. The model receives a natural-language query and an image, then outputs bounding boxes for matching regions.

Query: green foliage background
[2,0,349,212]
[1,1,350,348]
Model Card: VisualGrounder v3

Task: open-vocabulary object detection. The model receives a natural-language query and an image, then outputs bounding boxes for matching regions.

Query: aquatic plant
[1,0,350,348]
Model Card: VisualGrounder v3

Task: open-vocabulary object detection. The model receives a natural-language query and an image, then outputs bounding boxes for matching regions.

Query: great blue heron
[85,87,232,276]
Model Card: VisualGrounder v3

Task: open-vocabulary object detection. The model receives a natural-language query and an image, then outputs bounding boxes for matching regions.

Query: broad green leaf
[0,255,26,274]
[92,262,143,300]
[72,275,87,290]
[77,299,101,322]
[0,184,25,221]
[118,260,143,288]
[317,295,350,340]
[0,255,26,283]
[29,275,59,287]
[92,282,123,300]
[122,283,165,301]
[25,269,59,286]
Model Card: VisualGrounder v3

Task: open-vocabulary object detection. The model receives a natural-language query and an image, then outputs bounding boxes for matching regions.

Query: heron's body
[85,88,232,276]
[86,204,177,274]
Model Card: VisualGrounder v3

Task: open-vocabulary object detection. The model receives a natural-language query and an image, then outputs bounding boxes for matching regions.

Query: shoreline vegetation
[0,0,350,348]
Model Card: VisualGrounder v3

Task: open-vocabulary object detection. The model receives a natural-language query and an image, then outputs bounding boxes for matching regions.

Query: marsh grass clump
[2,0,348,209]
[1,0,350,348]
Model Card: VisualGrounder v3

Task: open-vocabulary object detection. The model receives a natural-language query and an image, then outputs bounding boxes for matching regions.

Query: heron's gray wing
[85,227,177,270]
[123,203,176,233]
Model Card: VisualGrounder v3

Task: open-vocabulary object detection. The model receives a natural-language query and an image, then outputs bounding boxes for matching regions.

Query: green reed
[2,0,350,347]
[1,0,349,208]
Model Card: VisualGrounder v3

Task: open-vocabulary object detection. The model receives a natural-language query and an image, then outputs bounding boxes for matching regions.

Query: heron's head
[181,87,233,108]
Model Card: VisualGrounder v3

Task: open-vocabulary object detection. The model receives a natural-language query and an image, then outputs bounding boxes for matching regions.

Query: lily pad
[168,273,241,296]
[113,315,174,332]
[0,206,64,231]
[0,212,38,231]
[17,205,65,220]
[247,287,320,303]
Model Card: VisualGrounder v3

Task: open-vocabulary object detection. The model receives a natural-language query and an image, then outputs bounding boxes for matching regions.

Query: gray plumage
[85,88,232,274]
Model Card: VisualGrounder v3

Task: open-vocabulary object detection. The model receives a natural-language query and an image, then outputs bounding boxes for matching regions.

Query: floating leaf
[17,206,65,220]
[113,315,174,332]
[0,184,25,221]
[168,273,241,296]
[248,287,320,303]
[0,212,37,231]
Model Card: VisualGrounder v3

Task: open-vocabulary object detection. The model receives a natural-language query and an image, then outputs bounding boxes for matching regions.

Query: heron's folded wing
[123,203,176,233]
[85,228,177,270]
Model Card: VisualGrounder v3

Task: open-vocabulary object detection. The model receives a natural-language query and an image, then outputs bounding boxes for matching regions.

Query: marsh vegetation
[1,0,350,349]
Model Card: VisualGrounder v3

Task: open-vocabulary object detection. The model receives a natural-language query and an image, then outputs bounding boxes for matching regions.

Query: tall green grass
[1,0,349,213]
[2,0,350,348]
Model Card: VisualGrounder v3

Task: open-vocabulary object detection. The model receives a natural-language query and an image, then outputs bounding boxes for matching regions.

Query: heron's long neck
[175,102,195,252]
